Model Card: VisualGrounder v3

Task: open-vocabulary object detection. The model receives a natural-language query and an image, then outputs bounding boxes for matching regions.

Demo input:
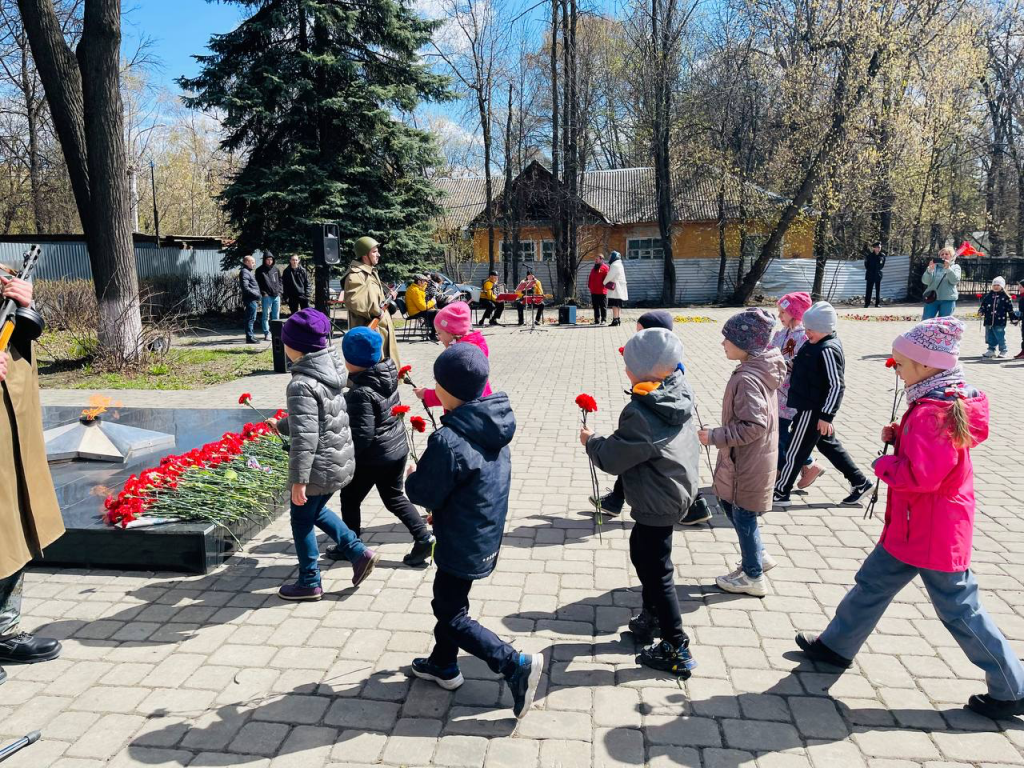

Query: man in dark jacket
[239,255,261,344]
[255,251,283,340]
[405,344,542,720]
[326,327,433,566]
[282,255,311,314]
[863,241,887,308]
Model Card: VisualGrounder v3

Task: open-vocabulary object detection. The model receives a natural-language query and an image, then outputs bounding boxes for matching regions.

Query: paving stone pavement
[10,304,1024,767]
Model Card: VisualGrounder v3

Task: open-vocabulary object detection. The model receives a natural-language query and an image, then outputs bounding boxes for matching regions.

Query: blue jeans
[922,299,956,319]
[721,501,763,579]
[821,546,1024,701]
[290,493,365,588]
[778,417,813,471]
[244,299,259,340]
[985,326,1007,353]
[261,295,281,335]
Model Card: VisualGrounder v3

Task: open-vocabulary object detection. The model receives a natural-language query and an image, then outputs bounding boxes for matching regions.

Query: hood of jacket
[738,347,786,392]
[441,392,516,451]
[459,330,489,357]
[915,391,989,448]
[349,358,398,399]
[291,348,345,392]
[632,368,692,426]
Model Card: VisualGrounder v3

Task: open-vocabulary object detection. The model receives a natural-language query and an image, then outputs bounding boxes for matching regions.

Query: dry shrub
[33,279,98,333]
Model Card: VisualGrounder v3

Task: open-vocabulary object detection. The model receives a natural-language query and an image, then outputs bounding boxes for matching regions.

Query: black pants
[339,456,430,541]
[629,523,686,646]
[865,276,882,308]
[412,309,439,339]
[429,569,519,675]
[479,299,504,323]
[286,296,310,314]
[776,410,867,496]
[591,294,607,324]
[517,301,544,325]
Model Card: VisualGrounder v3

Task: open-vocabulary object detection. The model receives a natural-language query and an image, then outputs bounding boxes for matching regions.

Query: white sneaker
[734,551,778,574]
[996,350,1006,359]
[716,570,767,597]
[983,349,996,358]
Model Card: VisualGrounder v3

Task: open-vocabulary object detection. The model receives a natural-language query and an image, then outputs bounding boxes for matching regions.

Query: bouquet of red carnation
[397,365,438,431]
[391,404,424,462]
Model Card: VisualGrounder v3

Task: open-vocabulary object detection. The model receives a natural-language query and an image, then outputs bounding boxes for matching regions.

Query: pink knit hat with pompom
[434,301,472,336]
[777,292,812,322]
[892,317,963,370]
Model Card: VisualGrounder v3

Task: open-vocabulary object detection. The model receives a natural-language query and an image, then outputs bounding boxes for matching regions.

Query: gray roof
[432,164,790,230]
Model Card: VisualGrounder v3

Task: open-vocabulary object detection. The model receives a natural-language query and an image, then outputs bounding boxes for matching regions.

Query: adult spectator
[255,251,283,340]
[406,274,439,341]
[344,236,400,364]
[478,270,504,326]
[604,251,628,327]
[239,254,261,344]
[921,246,962,319]
[863,241,887,308]
[588,254,609,325]
[282,255,310,314]
[0,276,64,685]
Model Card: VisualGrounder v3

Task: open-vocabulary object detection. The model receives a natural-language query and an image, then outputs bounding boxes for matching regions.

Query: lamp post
[150,159,161,248]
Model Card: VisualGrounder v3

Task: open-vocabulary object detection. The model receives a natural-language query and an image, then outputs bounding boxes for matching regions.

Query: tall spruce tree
[180,0,448,293]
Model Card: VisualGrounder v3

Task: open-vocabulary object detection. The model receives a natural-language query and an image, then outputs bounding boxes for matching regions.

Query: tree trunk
[20,42,44,233]
[715,182,728,302]
[810,210,830,300]
[652,0,676,306]
[549,0,562,298]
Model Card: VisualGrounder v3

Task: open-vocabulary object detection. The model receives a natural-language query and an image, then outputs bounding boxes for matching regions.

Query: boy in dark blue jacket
[405,344,542,719]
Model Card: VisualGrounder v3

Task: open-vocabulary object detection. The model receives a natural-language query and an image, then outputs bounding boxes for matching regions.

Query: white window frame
[501,239,536,262]
[626,237,664,260]
[540,240,556,262]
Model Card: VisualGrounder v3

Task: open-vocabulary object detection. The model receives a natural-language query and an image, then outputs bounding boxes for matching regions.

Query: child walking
[323,327,433,567]
[414,302,492,409]
[405,344,542,719]
[1016,278,1024,360]
[979,276,1015,358]
[774,301,872,507]
[699,309,785,598]
[582,329,700,676]
[269,309,379,600]
[771,292,822,489]
[797,317,1024,719]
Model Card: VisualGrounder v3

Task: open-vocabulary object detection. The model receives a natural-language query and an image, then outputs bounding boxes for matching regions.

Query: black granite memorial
[38,406,287,574]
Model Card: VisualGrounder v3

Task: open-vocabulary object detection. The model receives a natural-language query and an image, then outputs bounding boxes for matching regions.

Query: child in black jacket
[979,277,1015,359]
[774,302,871,507]
[405,344,542,720]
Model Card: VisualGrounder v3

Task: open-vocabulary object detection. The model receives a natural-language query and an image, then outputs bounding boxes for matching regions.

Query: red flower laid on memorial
[391,405,412,417]
[410,416,427,433]
[575,394,598,413]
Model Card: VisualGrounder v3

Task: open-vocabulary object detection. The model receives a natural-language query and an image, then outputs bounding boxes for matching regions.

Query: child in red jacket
[796,317,1024,720]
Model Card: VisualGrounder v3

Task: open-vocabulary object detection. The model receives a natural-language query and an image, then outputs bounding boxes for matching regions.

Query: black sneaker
[638,640,696,679]
[0,632,62,664]
[507,652,543,719]
[403,537,434,567]
[773,491,792,508]
[628,608,661,644]
[679,497,711,525]
[966,693,1024,720]
[411,657,464,690]
[246,336,258,344]
[795,632,853,669]
[588,491,623,516]
[841,480,873,506]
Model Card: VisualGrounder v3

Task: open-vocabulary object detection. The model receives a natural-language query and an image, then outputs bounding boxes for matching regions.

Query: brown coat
[0,336,64,579]
[710,348,786,514]
[343,260,400,366]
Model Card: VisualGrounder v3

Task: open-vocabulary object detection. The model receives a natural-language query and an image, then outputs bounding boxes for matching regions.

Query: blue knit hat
[434,343,489,402]
[341,326,382,368]
[281,309,330,354]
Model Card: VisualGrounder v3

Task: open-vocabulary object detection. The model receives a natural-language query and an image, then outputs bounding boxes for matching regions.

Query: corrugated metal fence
[0,240,225,281]
[455,255,910,304]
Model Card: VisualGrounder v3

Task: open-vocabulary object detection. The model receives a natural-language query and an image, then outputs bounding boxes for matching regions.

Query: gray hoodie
[276,348,355,496]
[586,368,699,526]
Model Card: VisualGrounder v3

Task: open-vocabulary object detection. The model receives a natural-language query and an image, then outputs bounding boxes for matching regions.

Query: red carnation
[410,416,427,433]
[575,394,598,413]
[885,357,897,369]
[391,405,411,417]
[618,347,624,356]
[399,365,412,378]
[238,393,252,405]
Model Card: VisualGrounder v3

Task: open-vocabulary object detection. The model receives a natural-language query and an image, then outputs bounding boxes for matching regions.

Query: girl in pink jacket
[795,317,1024,720]
[414,302,492,409]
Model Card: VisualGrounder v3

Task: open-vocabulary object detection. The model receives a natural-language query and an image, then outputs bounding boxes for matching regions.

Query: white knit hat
[993,276,1006,289]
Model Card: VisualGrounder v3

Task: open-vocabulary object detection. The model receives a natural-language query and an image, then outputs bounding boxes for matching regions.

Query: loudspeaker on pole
[312,223,340,266]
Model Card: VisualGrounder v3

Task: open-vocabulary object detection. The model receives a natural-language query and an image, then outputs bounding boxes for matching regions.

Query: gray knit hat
[623,328,684,380]
[722,308,776,354]
[803,301,838,334]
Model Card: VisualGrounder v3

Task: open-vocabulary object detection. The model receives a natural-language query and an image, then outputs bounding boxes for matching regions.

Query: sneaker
[983,349,995,358]
[996,350,1006,359]
[263,333,269,341]
[638,640,696,679]
[734,551,778,574]
[352,549,380,586]
[841,480,873,506]
[679,497,711,525]
[966,693,1024,720]
[797,463,825,490]
[489,319,501,326]
[277,583,323,601]
[403,537,434,567]
[795,632,853,668]
[0,632,62,663]
[411,657,464,690]
[773,491,792,508]
[628,608,661,644]
[716,570,767,597]
[246,336,258,344]
[1015,350,1024,360]
[588,491,623,517]
[508,652,543,719]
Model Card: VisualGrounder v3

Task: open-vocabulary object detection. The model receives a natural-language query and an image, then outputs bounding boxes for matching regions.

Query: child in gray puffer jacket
[581,328,699,678]
[269,309,378,601]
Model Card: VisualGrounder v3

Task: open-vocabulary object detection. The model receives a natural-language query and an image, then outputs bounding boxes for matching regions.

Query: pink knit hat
[892,317,963,370]
[434,301,472,336]
[777,292,812,322]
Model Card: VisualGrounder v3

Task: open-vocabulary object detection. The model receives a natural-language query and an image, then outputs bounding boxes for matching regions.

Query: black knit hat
[434,344,489,402]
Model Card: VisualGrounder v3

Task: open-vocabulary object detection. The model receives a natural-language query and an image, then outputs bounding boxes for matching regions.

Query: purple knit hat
[281,308,331,354]
[722,308,776,354]
[892,317,963,370]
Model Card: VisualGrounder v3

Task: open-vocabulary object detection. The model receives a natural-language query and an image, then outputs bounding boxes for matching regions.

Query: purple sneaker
[278,583,323,601]
[352,549,381,587]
